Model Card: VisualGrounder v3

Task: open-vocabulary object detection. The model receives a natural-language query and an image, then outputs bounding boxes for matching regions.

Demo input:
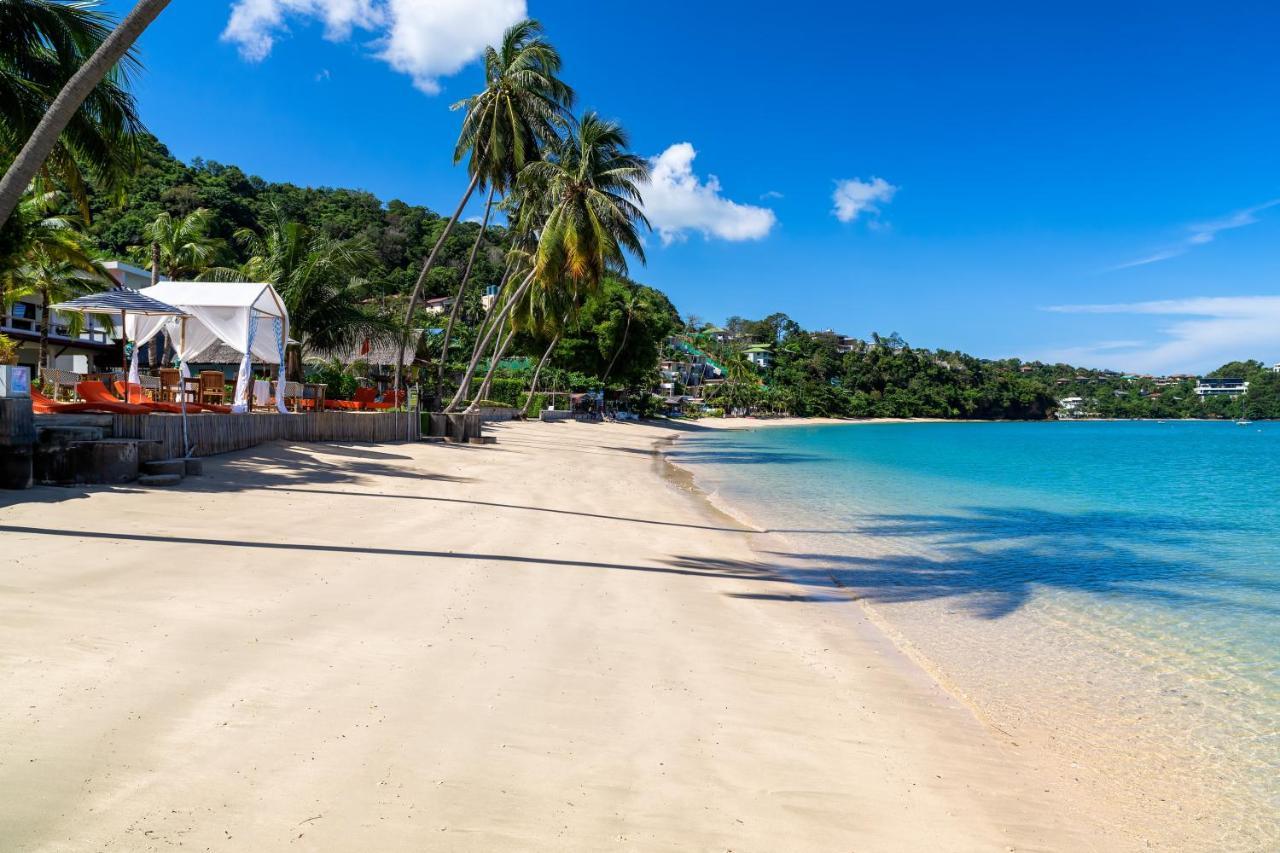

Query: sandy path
[0,421,1119,851]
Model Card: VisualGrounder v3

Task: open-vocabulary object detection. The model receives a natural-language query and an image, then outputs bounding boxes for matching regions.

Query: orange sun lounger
[32,386,150,415]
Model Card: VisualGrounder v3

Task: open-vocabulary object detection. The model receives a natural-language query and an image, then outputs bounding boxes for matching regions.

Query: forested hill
[85,134,501,306]
[71,136,1277,420]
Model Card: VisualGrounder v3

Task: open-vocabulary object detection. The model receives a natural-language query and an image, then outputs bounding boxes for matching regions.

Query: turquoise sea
[667,421,1279,848]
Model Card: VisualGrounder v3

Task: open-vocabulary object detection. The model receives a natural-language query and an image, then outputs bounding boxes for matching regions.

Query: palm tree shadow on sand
[704,506,1278,620]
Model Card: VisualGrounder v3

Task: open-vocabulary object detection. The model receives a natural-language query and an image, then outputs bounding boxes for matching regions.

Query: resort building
[481,284,499,312]
[1194,378,1249,398]
[1,259,155,374]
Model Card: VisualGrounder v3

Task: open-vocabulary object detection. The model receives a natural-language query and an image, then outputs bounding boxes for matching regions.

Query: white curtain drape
[138,283,291,415]
[123,314,172,384]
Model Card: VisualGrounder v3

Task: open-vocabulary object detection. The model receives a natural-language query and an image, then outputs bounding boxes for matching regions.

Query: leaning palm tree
[142,207,222,284]
[446,111,651,412]
[393,18,573,396]
[0,0,168,228]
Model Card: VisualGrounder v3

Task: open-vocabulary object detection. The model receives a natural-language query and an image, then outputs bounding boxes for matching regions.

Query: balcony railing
[1,318,111,345]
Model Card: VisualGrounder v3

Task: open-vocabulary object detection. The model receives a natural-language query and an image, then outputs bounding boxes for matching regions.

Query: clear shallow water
[668,421,1279,847]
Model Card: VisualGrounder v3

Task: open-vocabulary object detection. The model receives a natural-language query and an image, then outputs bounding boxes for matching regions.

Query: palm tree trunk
[523,328,562,412]
[392,170,481,398]
[600,312,633,385]
[0,0,171,229]
[38,286,50,372]
[447,258,514,403]
[445,270,534,412]
[470,323,516,411]
[435,184,496,395]
[150,242,160,286]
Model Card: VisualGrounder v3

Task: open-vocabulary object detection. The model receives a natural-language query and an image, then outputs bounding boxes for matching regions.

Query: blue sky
[104,1,1280,373]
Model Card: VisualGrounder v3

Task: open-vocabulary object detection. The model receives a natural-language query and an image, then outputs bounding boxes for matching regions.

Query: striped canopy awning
[50,289,188,317]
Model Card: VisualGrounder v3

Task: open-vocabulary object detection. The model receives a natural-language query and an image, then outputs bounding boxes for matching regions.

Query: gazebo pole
[179,317,190,456]
[120,308,128,404]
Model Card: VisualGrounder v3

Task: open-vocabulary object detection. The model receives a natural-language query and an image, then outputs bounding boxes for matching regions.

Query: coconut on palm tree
[393,17,574,396]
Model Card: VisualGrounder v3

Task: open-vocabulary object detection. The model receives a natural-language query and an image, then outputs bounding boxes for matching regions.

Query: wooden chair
[199,371,227,405]
[157,368,182,403]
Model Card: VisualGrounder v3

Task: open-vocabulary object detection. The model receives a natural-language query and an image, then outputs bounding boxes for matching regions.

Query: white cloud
[640,143,777,245]
[1040,296,1280,373]
[760,190,784,200]
[832,177,897,223]
[223,0,525,94]
[1111,199,1280,270]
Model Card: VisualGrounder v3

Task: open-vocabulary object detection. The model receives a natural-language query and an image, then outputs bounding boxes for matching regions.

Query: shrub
[0,334,17,366]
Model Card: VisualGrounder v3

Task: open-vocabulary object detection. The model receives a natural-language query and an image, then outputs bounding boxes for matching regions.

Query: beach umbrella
[50,290,193,454]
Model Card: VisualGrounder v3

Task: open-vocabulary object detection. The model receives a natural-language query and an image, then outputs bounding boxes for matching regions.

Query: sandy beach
[1,420,1130,851]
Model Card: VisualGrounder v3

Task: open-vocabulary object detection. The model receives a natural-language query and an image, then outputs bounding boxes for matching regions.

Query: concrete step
[137,473,182,487]
[142,458,186,477]
[37,425,106,444]
[33,438,139,485]
[183,458,203,476]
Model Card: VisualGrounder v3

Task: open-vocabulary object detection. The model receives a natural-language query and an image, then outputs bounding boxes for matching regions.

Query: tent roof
[51,289,188,317]
[139,281,286,317]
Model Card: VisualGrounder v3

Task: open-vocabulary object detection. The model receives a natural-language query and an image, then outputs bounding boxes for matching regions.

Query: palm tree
[0,0,168,229]
[142,207,222,284]
[446,112,651,412]
[0,190,110,370]
[393,18,573,396]
[25,254,110,369]
[203,213,394,376]
[600,288,640,385]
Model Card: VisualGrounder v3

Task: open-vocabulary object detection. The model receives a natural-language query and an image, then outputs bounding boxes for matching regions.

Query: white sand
[0,420,1131,851]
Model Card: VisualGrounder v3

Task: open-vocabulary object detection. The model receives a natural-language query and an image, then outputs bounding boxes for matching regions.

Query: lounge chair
[113,380,232,415]
[365,389,405,410]
[32,386,149,415]
[108,381,187,413]
[324,387,378,411]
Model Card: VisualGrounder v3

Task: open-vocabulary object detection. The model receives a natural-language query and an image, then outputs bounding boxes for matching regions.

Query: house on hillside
[744,343,773,368]
[1056,396,1086,418]
[1194,378,1249,398]
[423,295,453,314]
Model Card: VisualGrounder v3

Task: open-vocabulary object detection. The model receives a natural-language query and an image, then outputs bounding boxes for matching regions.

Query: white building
[481,284,499,312]
[422,295,453,315]
[0,260,154,373]
[1194,378,1249,397]
[1057,396,1085,417]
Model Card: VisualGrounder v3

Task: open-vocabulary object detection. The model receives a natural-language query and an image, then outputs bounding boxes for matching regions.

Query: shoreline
[658,418,1265,851]
[2,422,1137,850]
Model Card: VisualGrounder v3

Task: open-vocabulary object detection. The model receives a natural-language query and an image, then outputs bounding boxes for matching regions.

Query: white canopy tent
[128,282,291,414]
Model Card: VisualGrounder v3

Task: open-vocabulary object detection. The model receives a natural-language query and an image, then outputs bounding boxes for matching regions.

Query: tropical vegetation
[1,3,1274,421]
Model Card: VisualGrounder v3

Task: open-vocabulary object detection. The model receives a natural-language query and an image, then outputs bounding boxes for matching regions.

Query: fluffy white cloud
[832,177,897,223]
[641,143,777,245]
[223,0,525,94]
[1041,296,1280,373]
[1112,199,1280,270]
